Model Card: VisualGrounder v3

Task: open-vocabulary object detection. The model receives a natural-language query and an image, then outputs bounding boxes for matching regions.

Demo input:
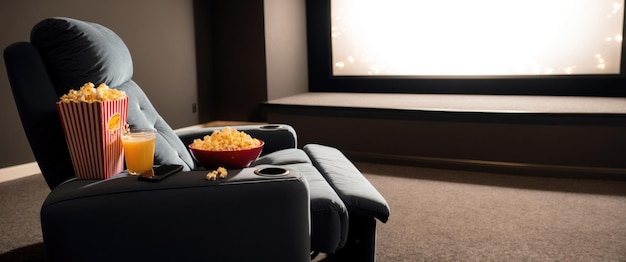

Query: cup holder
[254,167,289,177]
[260,124,283,130]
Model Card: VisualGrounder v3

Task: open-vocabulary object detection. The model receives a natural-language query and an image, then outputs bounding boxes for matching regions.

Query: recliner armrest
[41,168,310,262]
[175,124,298,156]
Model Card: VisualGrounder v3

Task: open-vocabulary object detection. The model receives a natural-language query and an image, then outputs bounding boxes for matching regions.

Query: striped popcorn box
[56,97,129,180]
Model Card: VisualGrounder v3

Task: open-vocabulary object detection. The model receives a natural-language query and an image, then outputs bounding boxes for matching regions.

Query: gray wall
[264,0,308,100]
[1,0,200,167]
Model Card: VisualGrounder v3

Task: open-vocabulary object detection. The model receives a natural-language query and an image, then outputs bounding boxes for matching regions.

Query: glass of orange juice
[121,127,156,175]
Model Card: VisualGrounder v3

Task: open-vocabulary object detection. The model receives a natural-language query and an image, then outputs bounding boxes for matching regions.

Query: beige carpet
[359,162,626,261]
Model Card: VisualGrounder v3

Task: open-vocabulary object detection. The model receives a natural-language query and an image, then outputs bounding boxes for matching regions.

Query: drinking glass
[121,128,156,175]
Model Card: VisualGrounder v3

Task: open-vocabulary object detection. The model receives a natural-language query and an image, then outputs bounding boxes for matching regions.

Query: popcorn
[206,167,228,181]
[192,127,261,151]
[206,171,217,181]
[216,167,228,178]
[59,82,126,103]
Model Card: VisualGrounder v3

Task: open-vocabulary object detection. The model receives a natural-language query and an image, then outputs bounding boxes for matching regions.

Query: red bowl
[189,140,264,169]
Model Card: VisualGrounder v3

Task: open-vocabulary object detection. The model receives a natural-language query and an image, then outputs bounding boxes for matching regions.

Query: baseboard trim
[346,151,626,180]
[0,162,41,184]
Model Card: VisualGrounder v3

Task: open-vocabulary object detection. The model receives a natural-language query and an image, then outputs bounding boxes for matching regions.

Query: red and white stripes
[57,97,128,180]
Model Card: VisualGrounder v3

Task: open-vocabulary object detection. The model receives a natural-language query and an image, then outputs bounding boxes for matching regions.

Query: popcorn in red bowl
[189,127,264,169]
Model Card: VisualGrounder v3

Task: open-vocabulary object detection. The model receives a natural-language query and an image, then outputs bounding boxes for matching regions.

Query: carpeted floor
[2,162,626,261]
[356,162,626,262]
[0,174,48,260]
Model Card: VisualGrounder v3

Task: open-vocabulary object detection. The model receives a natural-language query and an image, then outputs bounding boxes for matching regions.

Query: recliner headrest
[31,17,133,95]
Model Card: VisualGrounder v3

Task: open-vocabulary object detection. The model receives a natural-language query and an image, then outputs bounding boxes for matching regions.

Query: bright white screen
[331,0,624,76]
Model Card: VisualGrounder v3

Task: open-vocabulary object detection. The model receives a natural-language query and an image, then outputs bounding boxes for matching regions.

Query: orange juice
[121,129,156,175]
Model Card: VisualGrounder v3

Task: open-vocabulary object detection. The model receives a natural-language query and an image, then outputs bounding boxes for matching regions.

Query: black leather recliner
[4,17,390,261]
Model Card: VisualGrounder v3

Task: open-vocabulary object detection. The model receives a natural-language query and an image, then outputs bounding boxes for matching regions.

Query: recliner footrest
[303,144,390,223]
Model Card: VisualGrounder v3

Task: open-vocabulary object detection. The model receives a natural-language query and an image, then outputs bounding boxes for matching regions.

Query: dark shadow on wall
[193,0,268,123]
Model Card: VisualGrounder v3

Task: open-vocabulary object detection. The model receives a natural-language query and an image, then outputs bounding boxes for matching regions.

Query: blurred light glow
[331,0,625,76]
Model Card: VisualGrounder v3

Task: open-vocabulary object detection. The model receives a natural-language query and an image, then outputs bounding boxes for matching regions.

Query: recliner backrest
[5,17,195,189]
[5,42,74,189]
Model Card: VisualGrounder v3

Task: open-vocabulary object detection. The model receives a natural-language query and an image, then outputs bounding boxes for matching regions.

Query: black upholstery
[40,169,311,262]
[304,144,390,223]
[253,150,350,252]
[4,41,76,188]
[30,18,133,94]
[304,144,391,261]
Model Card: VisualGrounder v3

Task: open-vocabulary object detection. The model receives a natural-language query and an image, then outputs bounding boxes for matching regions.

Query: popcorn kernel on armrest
[205,167,228,181]
[206,171,218,181]
[217,167,228,178]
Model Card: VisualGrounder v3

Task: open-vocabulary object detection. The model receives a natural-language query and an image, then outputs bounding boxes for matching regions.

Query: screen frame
[306,0,626,97]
